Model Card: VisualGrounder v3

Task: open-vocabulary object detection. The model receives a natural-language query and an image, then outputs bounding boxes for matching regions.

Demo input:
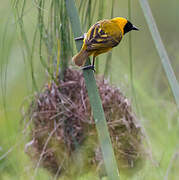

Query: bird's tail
[72,49,89,66]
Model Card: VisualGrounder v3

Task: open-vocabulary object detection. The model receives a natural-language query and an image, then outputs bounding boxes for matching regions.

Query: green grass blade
[104,0,115,77]
[128,0,139,113]
[65,0,120,179]
[139,0,179,109]
[128,0,133,92]
[95,0,105,73]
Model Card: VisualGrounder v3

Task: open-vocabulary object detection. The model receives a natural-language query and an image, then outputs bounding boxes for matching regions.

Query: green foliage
[104,0,115,77]
[139,0,179,109]
[65,0,120,179]
[14,0,73,83]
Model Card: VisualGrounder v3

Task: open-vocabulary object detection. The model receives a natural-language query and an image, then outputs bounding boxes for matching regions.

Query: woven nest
[27,68,145,178]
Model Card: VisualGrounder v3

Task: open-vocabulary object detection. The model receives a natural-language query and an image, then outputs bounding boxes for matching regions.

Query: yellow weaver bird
[72,17,139,70]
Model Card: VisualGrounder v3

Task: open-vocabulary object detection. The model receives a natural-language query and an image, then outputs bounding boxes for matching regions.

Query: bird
[72,17,139,71]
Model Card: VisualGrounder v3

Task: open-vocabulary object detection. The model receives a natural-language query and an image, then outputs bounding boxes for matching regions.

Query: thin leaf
[95,0,105,74]
[104,0,115,77]
[139,0,179,109]
[128,0,139,113]
[65,0,120,179]
[16,0,38,91]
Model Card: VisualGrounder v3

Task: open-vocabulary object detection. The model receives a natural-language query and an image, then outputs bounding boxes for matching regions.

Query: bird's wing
[85,20,122,51]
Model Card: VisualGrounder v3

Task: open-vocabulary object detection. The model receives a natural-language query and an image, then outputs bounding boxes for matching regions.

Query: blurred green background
[1,0,179,179]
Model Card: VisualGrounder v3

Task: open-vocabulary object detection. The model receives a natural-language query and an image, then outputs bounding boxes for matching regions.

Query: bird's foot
[81,65,95,72]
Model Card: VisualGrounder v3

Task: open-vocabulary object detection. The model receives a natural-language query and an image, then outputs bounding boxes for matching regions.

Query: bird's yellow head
[112,17,139,35]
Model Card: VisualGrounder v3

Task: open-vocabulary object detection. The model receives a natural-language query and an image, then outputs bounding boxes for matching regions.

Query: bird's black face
[124,21,139,35]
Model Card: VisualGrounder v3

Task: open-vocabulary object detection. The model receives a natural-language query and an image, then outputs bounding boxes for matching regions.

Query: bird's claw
[81,65,96,72]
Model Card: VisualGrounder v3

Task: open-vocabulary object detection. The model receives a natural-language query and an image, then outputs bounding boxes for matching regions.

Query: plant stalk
[65,0,120,179]
[139,0,179,109]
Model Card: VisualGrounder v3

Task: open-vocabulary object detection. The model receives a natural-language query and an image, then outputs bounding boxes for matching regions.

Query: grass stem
[139,0,179,109]
[65,0,120,179]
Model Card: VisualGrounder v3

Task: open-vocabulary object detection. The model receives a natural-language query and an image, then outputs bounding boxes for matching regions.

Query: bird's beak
[132,25,139,31]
